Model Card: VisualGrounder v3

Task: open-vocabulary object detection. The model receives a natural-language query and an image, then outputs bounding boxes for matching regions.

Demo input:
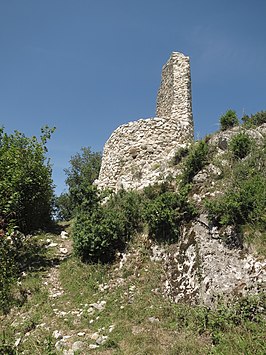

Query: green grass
[0,230,265,354]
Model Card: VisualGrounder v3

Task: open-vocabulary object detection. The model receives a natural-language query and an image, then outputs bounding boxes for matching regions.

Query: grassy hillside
[1,226,265,354]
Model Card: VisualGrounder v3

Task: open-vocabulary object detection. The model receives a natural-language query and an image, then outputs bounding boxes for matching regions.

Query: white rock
[72,341,85,351]
[77,332,85,337]
[89,344,99,349]
[61,231,68,239]
[148,316,159,323]
[96,335,108,345]
[90,332,100,340]
[63,350,74,355]
[55,340,65,351]
[14,338,21,347]
[53,330,63,339]
[47,242,58,248]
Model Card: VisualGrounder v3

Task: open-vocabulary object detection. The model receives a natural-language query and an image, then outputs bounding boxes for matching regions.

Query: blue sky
[1,0,265,195]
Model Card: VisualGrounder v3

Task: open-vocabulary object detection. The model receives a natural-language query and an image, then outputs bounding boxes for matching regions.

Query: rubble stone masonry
[95,52,194,191]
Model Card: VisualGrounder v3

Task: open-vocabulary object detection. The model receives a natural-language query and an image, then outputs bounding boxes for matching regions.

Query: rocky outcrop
[96,52,194,191]
[150,216,266,306]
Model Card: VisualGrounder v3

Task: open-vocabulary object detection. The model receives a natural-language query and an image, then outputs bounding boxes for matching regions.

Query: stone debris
[89,344,100,349]
[150,245,166,262]
[148,316,160,323]
[72,341,85,352]
[77,331,85,337]
[14,337,21,347]
[109,324,115,333]
[46,242,58,248]
[63,350,74,355]
[53,330,63,339]
[55,340,65,351]
[89,300,106,311]
[90,332,100,340]
[95,335,108,345]
[61,231,69,239]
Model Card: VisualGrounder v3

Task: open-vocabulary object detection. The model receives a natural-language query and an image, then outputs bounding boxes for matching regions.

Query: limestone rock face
[96,52,194,191]
[152,217,266,306]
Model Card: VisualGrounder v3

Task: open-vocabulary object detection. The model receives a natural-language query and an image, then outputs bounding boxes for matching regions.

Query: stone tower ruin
[95,52,194,191]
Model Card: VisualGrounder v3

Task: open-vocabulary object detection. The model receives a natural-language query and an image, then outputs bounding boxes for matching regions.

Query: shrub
[229,132,252,160]
[107,190,144,237]
[145,190,196,242]
[242,110,266,128]
[220,110,239,131]
[73,190,144,263]
[73,207,126,263]
[207,173,266,228]
[206,138,266,231]
[172,146,189,165]
[0,126,55,233]
[182,140,209,185]
[0,230,17,313]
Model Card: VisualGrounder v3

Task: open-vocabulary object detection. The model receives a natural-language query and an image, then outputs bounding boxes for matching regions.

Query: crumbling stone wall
[96,52,194,191]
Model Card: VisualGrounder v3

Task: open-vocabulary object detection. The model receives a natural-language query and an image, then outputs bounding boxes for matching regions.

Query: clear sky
[1,0,265,195]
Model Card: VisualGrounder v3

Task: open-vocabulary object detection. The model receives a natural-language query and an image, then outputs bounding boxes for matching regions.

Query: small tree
[63,147,102,218]
[0,126,55,232]
[220,110,239,131]
[229,132,252,160]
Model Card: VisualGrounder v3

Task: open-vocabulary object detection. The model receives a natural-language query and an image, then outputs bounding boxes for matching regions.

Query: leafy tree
[220,110,239,131]
[54,192,72,221]
[63,147,102,216]
[242,110,266,128]
[0,126,55,232]
[229,132,252,160]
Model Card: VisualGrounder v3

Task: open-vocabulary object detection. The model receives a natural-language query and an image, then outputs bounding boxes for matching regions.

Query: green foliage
[229,132,252,159]
[182,140,209,185]
[54,192,72,221]
[62,147,102,219]
[206,173,266,228]
[73,207,126,263]
[144,188,196,242]
[220,109,239,131]
[0,126,55,233]
[73,190,143,263]
[206,139,266,231]
[0,230,17,313]
[172,146,189,165]
[242,110,266,128]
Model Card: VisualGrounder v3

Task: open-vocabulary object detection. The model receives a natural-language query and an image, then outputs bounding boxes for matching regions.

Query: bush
[73,207,126,263]
[182,140,209,185]
[73,190,144,263]
[0,229,17,313]
[220,110,239,131]
[229,132,252,160]
[206,139,266,230]
[172,146,189,165]
[242,110,266,128]
[0,126,55,233]
[145,190,196,242]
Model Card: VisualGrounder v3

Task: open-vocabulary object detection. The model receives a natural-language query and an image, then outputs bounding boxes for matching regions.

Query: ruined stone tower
[95,52,194,191]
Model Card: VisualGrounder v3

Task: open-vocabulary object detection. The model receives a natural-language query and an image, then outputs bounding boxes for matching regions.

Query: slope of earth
[1,228,265,354]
